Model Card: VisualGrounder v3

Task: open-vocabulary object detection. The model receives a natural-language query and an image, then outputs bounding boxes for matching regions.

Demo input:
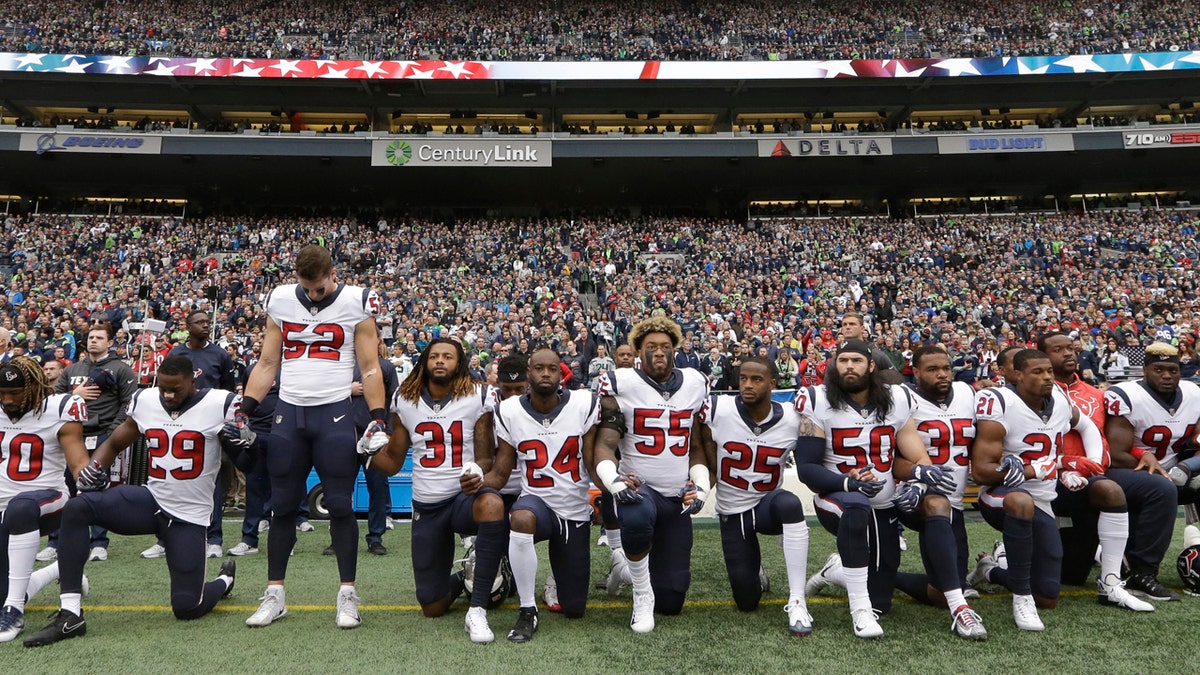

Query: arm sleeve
[794,436,846,494]
[1072,411,1105,463]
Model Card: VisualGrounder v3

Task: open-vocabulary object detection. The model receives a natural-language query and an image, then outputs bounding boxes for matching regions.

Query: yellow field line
[26,589,1100,613]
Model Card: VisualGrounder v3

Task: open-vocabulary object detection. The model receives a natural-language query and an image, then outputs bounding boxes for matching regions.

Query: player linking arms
[0,358,89,643]
[24,356,250,647]
[696,357,813,636]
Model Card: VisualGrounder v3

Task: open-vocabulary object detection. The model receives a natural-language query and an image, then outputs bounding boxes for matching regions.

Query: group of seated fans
[2,0,1198,62]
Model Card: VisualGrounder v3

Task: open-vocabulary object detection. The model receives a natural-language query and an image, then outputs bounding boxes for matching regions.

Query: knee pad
[2,498,42,533]
[322,491,354,520]
[654,589,687,616]
[618,501,655,554]
[171,592,204,620]
[770,492,806,524]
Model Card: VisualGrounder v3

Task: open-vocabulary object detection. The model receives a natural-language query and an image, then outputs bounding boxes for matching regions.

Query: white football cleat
[464,606,494,644]
[630,588,656,633]
[1098,574,1155,612]
[140,543,166,559]
[0,605,25,643]
[206,544,222,559]
[1012,595,1044,631]
[246,588,287,627]
[88,547,107,562]
[385,517,395,531]
[784,599,813,636]
[805,552,842,597]
[992,540,1008,569]
[850,607,883,639]
[606,548,632,597]
[227,542,259,556]
[950,606,988,640]
[297,521,315,533]
[966,553,997,588]
[542,575,561,613]
[35,546,57,562]
[258,520,270,533]
[335,587,362,628]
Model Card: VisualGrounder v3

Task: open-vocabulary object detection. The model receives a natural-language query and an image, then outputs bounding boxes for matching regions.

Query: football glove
[1030,455,1058,481]
[356,419,389,457]
[1059,470,1088,492]
[611,474,644,504]
[221,411,257,448]
[891,482,924,513]
[78,460,109,492]
[911,464,957,495]
[997,455,1026,487]
[845,475,887,498]
[1168,455,1200,490]
[679,480,706,515]
[1061,456,1105,478]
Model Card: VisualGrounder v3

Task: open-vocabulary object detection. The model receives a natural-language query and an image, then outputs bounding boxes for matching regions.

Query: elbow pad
[600,408,626,436]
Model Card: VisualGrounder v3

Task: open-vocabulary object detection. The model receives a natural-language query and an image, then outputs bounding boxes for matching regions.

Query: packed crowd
[2,0,1197,62]
[2,208,1199,391]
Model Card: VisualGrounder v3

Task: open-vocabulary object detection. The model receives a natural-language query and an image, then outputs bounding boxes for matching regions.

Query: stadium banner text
[1123,131,1200,149]
[937,134,1075,154]
[371,139,553,167]
[19,132,163,155]
[759,138,893,157]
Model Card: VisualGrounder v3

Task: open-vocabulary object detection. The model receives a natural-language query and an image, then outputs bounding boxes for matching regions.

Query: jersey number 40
[0,432,46,481]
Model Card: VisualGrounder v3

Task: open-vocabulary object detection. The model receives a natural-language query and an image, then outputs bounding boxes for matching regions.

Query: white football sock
[25,563,60,603]
[782,521,810,603]
[1097,511,1129,583]
[627,555,652,594]
[60,592,82,616]
[606,529,623,552]
[944,588,967,613]
[4,530,40,611]
[843,566,871,612]
[508,531,538,608]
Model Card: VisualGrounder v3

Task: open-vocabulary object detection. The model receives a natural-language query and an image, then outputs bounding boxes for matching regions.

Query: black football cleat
[507,606,539,643]
[23,609,86,648]
[220,559,237,598]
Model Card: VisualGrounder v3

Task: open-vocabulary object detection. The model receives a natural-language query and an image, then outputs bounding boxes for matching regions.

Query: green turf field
[7,514,1198,673]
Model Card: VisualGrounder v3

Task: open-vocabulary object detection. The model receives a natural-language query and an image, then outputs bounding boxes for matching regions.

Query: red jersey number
[719,441,786,492]
[631,409,692,456]
[144,429,206,480]
[518,436,583,487]
[0,432,46,481]
[829,427,896,473]
[281,322,346,361]
[917,419,972,467]
[415,421,464,469]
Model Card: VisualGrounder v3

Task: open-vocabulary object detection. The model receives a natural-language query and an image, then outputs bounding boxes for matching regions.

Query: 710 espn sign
[1123,131,1200,148]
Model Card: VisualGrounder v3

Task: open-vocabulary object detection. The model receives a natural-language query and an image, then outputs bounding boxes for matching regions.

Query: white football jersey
[129,388,238,526]
[393,384,490,504]
[707,394,801,515]
[494,390,600,521]
[974,384,1072,513]
[907,382,976,510]
[486,385,523,495]
[1105,380,1200,470]
[596,367,709,497]
[265,283,380,406]
[794,384,915,508]
[0,394,88,510]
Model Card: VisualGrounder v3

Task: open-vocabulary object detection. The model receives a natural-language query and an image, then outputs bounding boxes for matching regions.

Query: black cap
[0,363,27,388]
[836,339,874,359]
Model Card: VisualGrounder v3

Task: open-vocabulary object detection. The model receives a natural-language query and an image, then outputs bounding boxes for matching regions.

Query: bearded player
[594,317,710,633]
[374,338,507,644]
[795,340,937,639]
[0,357,88,642]
[483,348,598,642]
[697,357,812,636]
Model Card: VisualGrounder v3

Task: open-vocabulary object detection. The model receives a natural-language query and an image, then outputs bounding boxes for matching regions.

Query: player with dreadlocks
[0,357,89,642]
[372,337,507,643]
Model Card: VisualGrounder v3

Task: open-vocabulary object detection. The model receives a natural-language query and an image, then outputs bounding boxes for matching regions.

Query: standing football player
[0,358,88,642]
[23,355,242,647]
[1037,332,1154,611]
[968,349,1142,632]
[373,338,507,644]
[795,340,935,639]
[241,244,389,630]
[593,317,710,633]
[1105,342,1200,601]
[697,357,812,636]
[893,346,987,639]
[481,348,598,642]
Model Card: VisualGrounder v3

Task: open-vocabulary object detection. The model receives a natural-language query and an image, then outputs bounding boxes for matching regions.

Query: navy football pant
[720,489,804,611]
[616,484,693,615]
[1,489,67,603]
[512,494,590,618]
[814,491,901,613]
[895,505,970,603]
[59,485,226,619]
[411,489,506,608]
[1107,468,1178,577]
[267,399,358,583]
[979,486,1062,599]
